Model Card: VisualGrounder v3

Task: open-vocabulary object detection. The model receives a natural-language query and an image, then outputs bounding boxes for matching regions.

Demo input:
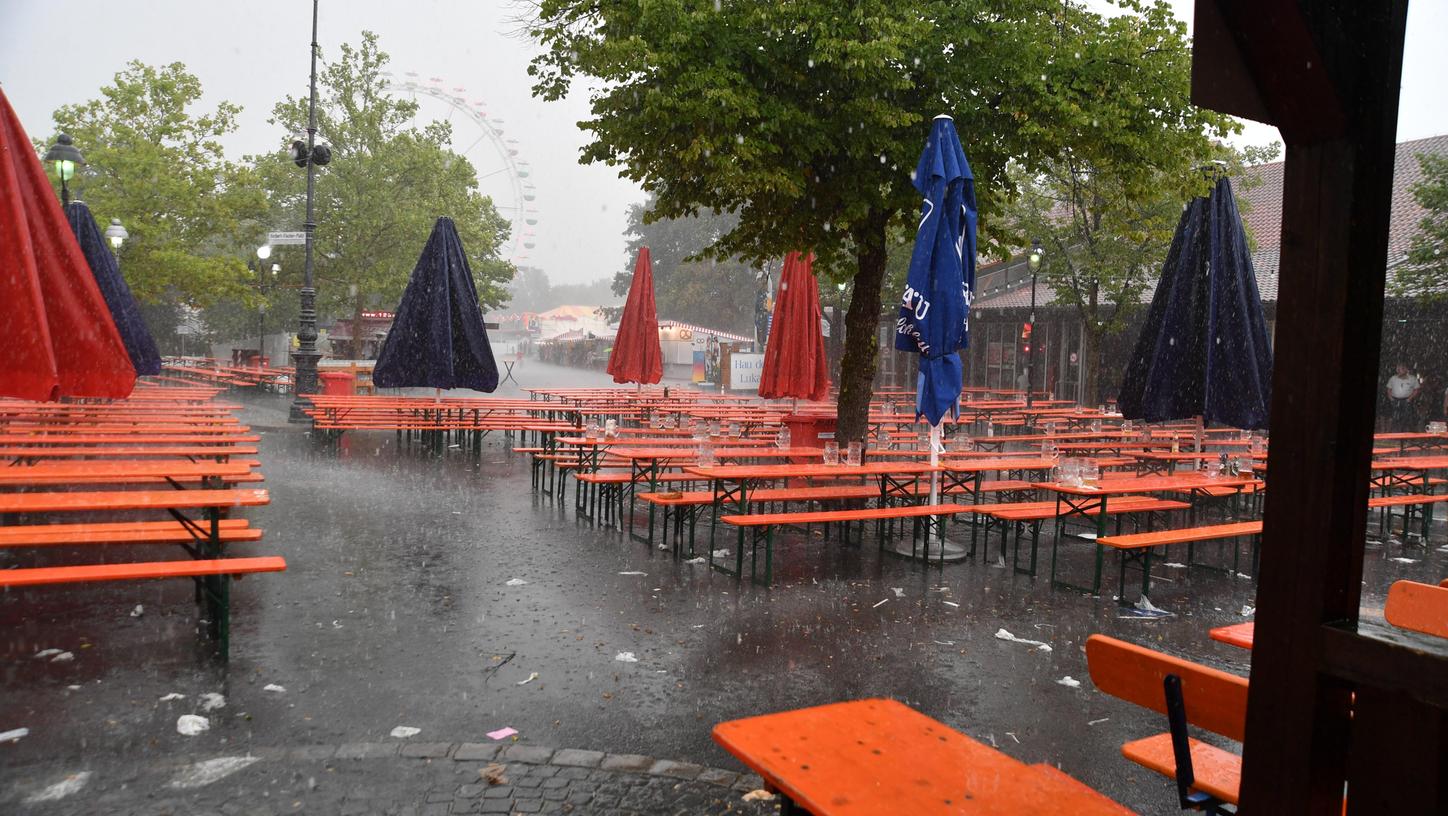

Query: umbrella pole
[1194,414,1204,454]
[929,422,942,557]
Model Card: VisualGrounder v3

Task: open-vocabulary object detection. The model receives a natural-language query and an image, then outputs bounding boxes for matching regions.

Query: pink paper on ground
[486,727,518,740]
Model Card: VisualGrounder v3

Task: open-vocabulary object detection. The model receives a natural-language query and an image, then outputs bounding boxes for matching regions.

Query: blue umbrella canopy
[65,201,161,376]
[895,115,977,426]
[374,217,498,391]
[1117,176,1273,429]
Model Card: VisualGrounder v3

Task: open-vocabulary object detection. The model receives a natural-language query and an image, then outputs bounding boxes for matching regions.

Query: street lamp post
[288,0,332,421]
[1025,239,1043,409]
[43,134,84,205]
[251,245,274,368]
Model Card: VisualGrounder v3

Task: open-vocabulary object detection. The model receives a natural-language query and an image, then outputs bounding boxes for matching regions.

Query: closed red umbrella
[607,246,663,384]
[759,251,830,402]
[0,87,134,401]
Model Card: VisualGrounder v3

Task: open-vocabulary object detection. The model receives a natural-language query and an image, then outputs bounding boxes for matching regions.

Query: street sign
[266,231,307,246]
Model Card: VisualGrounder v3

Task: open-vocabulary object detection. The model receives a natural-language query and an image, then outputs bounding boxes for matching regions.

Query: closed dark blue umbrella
[895,115,976,426]
[374,217,498,391]
[1118,176,1273,429]
[65,201,161,376]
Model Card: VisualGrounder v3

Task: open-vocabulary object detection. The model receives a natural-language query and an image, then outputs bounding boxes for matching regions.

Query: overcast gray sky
[2,1,1445,286]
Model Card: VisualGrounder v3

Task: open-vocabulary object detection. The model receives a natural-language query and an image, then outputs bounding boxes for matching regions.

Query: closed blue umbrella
[896,115,976,427]
[896,115,976,558]
[374,217,498,391]
[1117,175,1272,429]
[65,201,161,376]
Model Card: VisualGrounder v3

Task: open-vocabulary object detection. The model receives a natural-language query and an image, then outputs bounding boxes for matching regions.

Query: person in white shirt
[1385,363,1421,432]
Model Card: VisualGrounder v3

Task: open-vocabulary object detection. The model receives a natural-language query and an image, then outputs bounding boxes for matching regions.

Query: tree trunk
[1081,326,1100,407]
[836,209,891,445]
[349,291,366,359]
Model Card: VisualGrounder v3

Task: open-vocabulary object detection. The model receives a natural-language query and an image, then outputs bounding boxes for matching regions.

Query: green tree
[256,32,514,356]
[1394,153,1448,298]
[614,199,760,333]
[528,0,1236,441]
[40,61,267,309]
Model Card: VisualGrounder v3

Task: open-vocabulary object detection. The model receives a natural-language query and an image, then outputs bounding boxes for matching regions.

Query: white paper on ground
[504,578,529,586]
[517,672,539,686]
[0,727,30,742]
[1240,605,1255,617]
[130,605,144,617]
[24,771,91,803]
[33,649,61,659]
[170,757,259,789]
[50,652,74,663]
[263,684,286,693]
[199,692,226,711]
[389,726,421,738]
[618,571,647,576]
[1056,676,1082,688]
[891,587,905,598]
[615,652,639,663]
[684,557,706,564]
[1134,596,1172,615]
[159,693,186,702]
[994,628,1053,652]
[176,715,210,736]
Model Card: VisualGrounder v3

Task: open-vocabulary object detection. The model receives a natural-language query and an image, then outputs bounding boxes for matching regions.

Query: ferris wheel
[381,71,539,264]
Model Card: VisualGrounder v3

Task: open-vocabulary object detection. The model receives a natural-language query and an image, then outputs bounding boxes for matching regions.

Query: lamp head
[43,133,85,182]
[1028,239,1043,272]
[104,218,128,249]
[257,244,272,260]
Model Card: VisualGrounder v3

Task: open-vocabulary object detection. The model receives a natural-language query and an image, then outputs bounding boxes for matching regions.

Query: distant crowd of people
[1384,361,1447,432]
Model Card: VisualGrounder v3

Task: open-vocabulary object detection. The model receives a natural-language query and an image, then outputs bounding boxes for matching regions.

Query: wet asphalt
[4,373,1446,814]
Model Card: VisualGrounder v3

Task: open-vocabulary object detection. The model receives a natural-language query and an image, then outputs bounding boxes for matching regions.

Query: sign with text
[266,231,307,246]
[729,353,765,391]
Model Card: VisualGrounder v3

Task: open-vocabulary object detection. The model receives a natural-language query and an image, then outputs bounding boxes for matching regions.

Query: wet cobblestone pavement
[5,386,1447,813]
[7,739,776,815]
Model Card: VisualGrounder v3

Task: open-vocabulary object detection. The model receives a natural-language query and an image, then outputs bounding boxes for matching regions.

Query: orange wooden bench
[713,699,1135,815]
[718,503,969,584]
[1095,521,1263,602]
[1086,634,1248,812]
[0,461,260,487]
[1384,580,1448,639]
[0,556,285,588]
[1208,621,1255,650]
[0,488,269,515]
[0,519,262,548]
[0,445,258,463]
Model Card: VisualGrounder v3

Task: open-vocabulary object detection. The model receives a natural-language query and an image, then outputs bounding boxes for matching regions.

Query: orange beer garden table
[714,699,1133,815]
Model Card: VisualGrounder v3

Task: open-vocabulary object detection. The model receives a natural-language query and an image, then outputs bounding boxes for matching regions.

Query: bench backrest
[1085,634,1249,742]
[1385,580,1448,639]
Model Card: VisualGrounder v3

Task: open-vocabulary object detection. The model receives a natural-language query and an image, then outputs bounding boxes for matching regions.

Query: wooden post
[1192,1,1414,812]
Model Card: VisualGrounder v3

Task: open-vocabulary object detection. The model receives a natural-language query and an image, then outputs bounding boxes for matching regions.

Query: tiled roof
[1239,133,1448,263]
[974,134,1446,311]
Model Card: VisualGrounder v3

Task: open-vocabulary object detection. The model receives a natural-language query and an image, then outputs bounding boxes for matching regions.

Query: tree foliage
[1395,152,1448,298]
[255,32,514,349]
[40,61,268,308]
[528,0,1237,439]
[613,198,761,332]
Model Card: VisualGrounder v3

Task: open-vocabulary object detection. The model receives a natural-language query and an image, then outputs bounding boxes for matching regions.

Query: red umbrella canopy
[0,88,134,401]
[759,251,830,402]
[606,246,664,384]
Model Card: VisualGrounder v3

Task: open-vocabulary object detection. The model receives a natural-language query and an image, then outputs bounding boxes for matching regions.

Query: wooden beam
[1189,1,1410,811]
